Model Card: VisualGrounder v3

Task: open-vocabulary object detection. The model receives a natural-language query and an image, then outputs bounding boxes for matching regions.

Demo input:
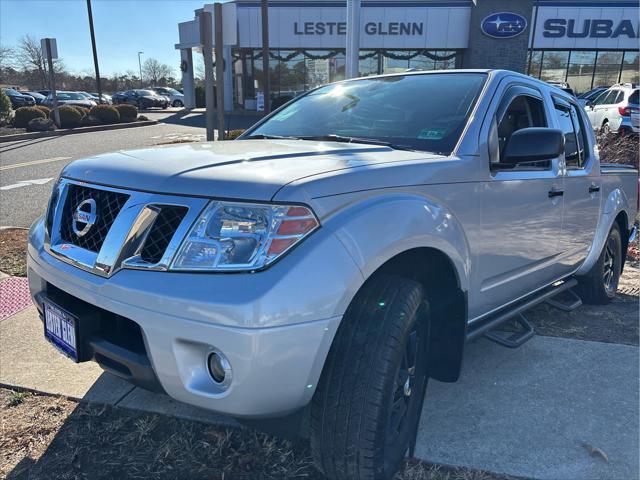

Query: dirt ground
[0,388,512,480]
[0,228,28,277]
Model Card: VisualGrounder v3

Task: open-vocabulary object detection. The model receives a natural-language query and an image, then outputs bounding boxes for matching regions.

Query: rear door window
[553,101,588,169]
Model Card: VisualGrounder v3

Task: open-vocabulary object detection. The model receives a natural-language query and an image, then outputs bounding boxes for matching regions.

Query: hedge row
[11,104,141,131]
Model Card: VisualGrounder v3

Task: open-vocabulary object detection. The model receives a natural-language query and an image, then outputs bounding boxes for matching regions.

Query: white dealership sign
[236,4,471,49]
[531,5,639,49]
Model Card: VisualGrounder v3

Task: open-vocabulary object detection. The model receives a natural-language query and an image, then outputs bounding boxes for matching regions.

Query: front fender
[575,187,629,276]
[318,192,471,292]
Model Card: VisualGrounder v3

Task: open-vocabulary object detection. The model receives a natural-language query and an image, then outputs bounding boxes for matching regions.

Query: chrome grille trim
[45,179,209,277]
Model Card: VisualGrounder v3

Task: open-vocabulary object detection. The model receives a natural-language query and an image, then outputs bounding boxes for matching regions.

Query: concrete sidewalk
[1,305,638,480]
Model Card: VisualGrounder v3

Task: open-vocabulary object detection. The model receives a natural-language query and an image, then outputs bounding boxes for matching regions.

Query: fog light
[207,351,232,387]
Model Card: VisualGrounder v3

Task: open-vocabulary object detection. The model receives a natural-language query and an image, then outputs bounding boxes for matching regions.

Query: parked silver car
[585,83,639,135]
[28,70,639,480]
[43,91,97,109]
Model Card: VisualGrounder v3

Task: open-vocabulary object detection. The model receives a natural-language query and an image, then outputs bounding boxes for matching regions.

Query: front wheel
[173,100,184,108]
[601,120,611,135]
[310,275,429,480]
[577,223,622,304]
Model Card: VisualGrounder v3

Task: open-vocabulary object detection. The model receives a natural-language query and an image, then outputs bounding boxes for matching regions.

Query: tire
[310,274,430,480]
[601,121,611,135]
[173,100,184,108]
[577,223,622,304]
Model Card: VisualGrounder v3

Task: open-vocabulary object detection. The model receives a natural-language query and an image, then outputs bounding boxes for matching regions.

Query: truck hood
[61,139,435,200]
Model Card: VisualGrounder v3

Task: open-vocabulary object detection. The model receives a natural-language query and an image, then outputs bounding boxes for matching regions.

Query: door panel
[474,86,564,318]
[554,100,600,274]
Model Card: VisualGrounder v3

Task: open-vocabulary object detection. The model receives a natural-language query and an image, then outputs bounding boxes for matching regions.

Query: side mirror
[503,128,565,164]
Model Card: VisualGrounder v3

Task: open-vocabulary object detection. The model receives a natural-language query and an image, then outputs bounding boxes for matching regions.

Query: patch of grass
[0,388,515,480]
[6,390,32,407]
[0,228,28,276]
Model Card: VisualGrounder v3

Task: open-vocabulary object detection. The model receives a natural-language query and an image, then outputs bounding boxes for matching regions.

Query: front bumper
[28,218,362,417]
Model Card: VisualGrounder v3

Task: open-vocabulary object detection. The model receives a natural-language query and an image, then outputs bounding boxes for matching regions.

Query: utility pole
[199,10,215,141]
[138,51,144,88]
[345,0,361,79]
[261,0,270,114]
[86,0,102,103]
[214,3,225,140]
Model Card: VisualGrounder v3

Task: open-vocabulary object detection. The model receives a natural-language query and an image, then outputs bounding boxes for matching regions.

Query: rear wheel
[577,223,622,304]
[310,275,430,480]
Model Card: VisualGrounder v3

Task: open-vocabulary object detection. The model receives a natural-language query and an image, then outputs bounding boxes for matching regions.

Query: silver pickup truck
[28,70,638,480]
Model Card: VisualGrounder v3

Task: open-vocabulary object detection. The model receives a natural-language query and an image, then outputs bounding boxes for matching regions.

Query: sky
[0,0,208,77]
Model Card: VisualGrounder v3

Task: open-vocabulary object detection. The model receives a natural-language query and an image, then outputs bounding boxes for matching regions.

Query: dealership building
[175,0,639,111]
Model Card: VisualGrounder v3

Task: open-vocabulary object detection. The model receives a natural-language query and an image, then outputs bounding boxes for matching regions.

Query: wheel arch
[614,210,629,273]
[372,247,467,383]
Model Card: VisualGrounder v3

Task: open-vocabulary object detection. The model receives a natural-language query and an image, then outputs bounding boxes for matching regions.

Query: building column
[180,48,196,109]
[223,45,233,112]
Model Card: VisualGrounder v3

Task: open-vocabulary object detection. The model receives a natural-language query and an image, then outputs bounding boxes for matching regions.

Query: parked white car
[151,87,184,107]
[585,83,639,135]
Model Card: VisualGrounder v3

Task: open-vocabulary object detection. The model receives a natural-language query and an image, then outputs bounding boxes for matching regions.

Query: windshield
[57,92,85,100]
[3,88,20,96]
[246,73,486,154]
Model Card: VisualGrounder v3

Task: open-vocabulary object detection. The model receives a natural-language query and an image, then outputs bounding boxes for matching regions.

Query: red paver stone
[0,277,33,321]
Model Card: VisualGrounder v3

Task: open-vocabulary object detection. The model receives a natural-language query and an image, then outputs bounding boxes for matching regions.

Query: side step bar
[466,278,579,346]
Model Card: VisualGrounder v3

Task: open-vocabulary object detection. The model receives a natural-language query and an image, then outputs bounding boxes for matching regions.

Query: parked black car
[2,88,36,108]
[112,89,168,109]
[23,91,47,104]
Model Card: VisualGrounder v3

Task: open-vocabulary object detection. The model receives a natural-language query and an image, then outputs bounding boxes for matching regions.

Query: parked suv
[150,87,184,107]
[585,83,639,135]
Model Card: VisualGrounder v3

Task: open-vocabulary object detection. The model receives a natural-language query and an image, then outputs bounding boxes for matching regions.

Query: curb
[0,120,158,143]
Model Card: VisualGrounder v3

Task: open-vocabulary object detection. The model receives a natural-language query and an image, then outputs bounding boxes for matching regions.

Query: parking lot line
[0,156,72,171]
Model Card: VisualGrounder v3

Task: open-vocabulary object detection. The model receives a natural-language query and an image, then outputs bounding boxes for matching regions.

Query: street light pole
[138,51,144,88]
[86,0,102,103]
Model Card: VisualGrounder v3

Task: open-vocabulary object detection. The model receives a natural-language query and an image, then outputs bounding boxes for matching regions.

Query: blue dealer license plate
[44,300,79,362]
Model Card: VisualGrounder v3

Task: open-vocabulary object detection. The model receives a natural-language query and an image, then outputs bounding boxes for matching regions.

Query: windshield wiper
[297,134,417,151]
[244,133,299,140]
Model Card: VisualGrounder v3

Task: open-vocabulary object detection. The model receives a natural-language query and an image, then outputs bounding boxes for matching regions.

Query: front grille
[140,206,188,263]
[60,184,129,252]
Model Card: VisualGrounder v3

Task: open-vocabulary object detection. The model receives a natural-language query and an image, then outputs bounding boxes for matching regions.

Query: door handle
[589,185,600,193]
[548,189,564,198]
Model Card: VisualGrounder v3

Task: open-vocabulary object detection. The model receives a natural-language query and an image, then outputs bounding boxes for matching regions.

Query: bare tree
[0,45,15,70]
[15,35,65,89]
[142,58,173,86]
[16,35,47,88]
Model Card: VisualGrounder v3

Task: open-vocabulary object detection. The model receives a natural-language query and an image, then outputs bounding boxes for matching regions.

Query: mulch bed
[0,228,28,277]
[0,388,513,480]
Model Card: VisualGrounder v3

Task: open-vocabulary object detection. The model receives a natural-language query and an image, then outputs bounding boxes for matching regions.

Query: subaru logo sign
[481,12,528,39]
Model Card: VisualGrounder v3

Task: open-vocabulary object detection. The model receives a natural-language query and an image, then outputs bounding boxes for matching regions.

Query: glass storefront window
[527,50,542,78]
[593,51,624,87]
[621,51,639,84]
[359,51,379,77]
[567,51,596,94]
[540,51,570,83]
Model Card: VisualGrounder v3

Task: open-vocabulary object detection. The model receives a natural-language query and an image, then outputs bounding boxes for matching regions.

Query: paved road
[0,122,205,228]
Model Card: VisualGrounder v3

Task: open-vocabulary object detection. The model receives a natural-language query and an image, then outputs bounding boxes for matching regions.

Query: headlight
[170,202,319,271]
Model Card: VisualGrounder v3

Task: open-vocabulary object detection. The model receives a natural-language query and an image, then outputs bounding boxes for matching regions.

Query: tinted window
[613,91,624,104]
[628,90,639,105]
[494,95,547,168]
[247,73,487,154]
[593,90,614,105]
[554,102,587,169]
[56,92,84,100]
